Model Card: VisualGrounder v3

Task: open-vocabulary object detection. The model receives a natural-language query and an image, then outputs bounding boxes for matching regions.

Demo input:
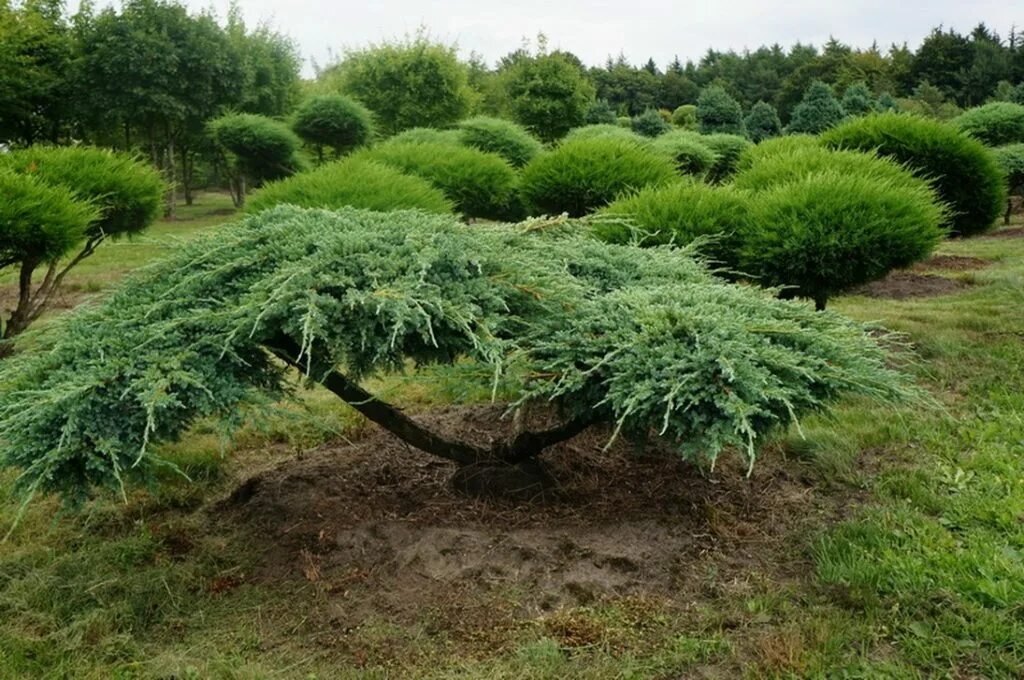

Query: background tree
[325,34,472,135]
[697,85,745,135]
[584,99,618,125]
[292,94,374,163]
[841,82,876,115]
[631,109,671,137]
[505,49,596,142]
[787,80,846,133]
[744,101,782,142]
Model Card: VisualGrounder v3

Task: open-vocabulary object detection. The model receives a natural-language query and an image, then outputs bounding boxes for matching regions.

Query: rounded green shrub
[671,104,698,129]
[953,102,1024,147]
[292,94,374,161]
[787,81,846,134]
[584,99,618,125]
[388,127,462,145]
[700,133,753,183]
[993,143,1024,223]
[565,124,646,145]
[733,145,936,198]
[208,113,304,183]
[647,131,718,177]
[697,85,745,136]
[2,146,164,238]
[741,171,947,309]
[597,180,751,265]
[822,112,1007,236]
[456,116,542,167]
[743,101,782,142]
[841,82,876,116]
[520,137,676,217]
[631,109,671,138]
[0,169,100,267]
[616,115,632,128]
[247,157,454,215]
[356,141,520,220]
[735,135,821,171]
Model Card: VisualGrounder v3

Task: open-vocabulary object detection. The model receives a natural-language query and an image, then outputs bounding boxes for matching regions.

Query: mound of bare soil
[218,405,852,632]
[853,272,970,300]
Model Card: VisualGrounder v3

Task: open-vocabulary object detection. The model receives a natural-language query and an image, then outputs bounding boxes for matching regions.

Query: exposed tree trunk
[165,134,177,220]
[1007,197,1013,226]
[181,145,194,206]
[264,334,592,467]
[2,259,39,346]
[814,294,828,312]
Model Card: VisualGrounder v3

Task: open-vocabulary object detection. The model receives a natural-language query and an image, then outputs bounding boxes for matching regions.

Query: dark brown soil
[980,226,1024,239]
[912,255,990,272]
[853,272,970,300]
[219,405,853,633]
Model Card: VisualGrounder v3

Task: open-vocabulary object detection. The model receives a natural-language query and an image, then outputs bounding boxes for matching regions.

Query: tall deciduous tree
[506,48,595,142]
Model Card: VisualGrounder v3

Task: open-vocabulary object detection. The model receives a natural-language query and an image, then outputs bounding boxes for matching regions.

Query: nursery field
[0,198,1021,678]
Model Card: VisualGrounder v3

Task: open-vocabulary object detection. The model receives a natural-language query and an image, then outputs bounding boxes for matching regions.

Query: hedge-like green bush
[953,102,1024,147]
[735,135,820,171]
[520,137,676,217]
[632,109,672,137]
[292,94,374,161]
[0,170,99,268]
[356,141,520,220]
[247,157,454,215]
[388,127,462,145]
[732,145,936,198]
[564,124,646,145]
[822,112,1006,236]
[743,102,782,142]
[647,131,718,177]
[1,146,164,238]
[597,180,751,265]
[993,143,1024,223]
[584,99,618,125]
[456,116,542,167]
[700,133,753,183]
[671,104,698,129]
[741,171,946,309]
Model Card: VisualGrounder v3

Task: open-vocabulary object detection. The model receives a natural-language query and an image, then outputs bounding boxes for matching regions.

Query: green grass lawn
[1,211,1023,678]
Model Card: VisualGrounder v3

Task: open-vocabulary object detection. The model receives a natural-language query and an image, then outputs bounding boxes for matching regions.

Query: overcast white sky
[75,0,1022,75]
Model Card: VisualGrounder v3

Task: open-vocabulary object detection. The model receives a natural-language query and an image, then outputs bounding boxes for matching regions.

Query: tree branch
[263,334,592,466]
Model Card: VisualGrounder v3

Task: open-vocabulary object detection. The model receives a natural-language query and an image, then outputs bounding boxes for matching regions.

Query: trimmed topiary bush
[632,109,671,138]
[699,133,753,183]
[647,131,718,177]
[597,180,751,265]
[388,127,462,145]
[697,85,745,136]
[456,116,542,168]
[356,141,520,220]
[953,102,1024,147]
[787,81,846,134]
[616,115,633,128]
[743,102,782,142]
[564,124,646,145]
[993,143,1024,224]
[208,113,305,207]
[741,171,946,309]
[520,137,677,217]
[735,135,821,172]
[247,157,454,215]
[822,112,1007,236]
[0,204,918,501]
[671,104,698,129]
[292,94,374,162]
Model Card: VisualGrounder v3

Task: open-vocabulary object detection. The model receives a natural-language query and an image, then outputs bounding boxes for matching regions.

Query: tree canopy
[0,206,917,502]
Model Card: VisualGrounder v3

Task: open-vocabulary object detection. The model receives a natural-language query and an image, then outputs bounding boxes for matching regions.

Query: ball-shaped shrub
[787,81,846,135]
[741,171,946,309]
[671,104,698,129]
[993,143,1024,223]
[700,133,753,183]
[1,146,164,238]
[597,180,752,266]
[247,157,454,215]
[953,102,1024,147]
[616,115,632,128]
[292,94,374,161]
[632,109,671,137]
[647,131,718,177]
[520,137,677,217]
[735,135,821,172]
[0,170,100,266]
[388,127,463,145]
[356,141,520,220]
[456,116,542,167]
[697,85,745,136]
[822,112,1007,236]
[208,113,304,183]
[732,145,937,199]
[743,102,782,142]
[584,99,618,125]
[564,124,646,145]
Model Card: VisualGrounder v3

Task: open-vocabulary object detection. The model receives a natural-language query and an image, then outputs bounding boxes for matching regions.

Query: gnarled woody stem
[264,334,593,466]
